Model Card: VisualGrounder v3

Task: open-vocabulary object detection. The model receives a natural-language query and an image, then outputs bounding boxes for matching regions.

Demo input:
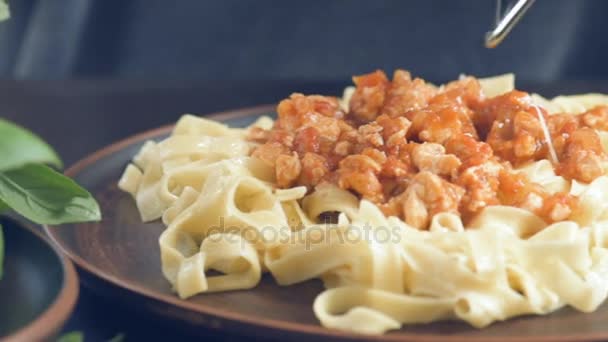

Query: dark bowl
[0,217,79,342]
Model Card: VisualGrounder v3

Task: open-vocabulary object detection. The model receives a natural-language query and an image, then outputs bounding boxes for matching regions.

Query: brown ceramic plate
[0,217,78,342]
[44,105,608,342]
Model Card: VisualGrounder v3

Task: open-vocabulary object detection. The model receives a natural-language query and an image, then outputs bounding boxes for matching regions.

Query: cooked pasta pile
[119,72,608,335]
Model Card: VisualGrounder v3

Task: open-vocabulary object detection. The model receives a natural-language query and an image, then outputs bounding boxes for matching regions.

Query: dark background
[0,0,607,82]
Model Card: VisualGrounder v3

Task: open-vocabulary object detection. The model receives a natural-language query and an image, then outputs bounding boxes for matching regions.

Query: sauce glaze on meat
[250,70,608,229]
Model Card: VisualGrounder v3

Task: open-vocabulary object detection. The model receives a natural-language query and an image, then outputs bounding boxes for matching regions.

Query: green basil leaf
[0,164,101,225]
[0,223,4,280]
[57,331,84,342]
[0,198,7,213]
[0,118,62,171]
[108,333,125,342]
[0,0,9,21]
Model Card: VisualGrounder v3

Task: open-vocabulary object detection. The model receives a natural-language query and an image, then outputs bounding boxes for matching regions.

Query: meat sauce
[250,70,608,229]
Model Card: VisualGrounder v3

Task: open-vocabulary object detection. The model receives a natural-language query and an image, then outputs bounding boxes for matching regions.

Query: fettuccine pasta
[119,71,608,335]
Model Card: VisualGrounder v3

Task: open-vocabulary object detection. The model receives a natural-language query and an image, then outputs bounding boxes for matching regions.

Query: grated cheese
[533,105,559,165]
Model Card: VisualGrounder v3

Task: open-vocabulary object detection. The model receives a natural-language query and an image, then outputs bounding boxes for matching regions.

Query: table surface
[3,79,608,342]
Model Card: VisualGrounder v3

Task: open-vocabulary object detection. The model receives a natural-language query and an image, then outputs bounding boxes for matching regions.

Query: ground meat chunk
[432,76,485,108]
[411,143,461,178]
[349,70,389,123]
[383,172,464,229]
[337,154,384,203]
[407,101,478,144]
[456,160,503,220]
[275,153,301,187]
[382,70,437,118]
[498,171,547,214]
[276,93,343,130]
[361,147,387,165]
[294,126,321,155]
[357,122,384,148]
[380,156,412,178]
[539,192,578,223]
[333,140,352,156]
[548,113,581,156]
[251,142,288,167]
[376,114,411,150]
[486,107,549,166]
[472,90,531,139]
[299,153,329,188]
[557,127,607,183]
[301,113,341,143]
[445,134,494,169]
[581,105,608,131]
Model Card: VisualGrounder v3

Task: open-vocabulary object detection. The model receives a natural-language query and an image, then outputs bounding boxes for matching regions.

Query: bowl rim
[42,104,608,342]
[2,217,79,342]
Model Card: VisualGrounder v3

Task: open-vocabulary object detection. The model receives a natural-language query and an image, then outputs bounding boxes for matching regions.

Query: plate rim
[3,218,79,342]
[43,104,608,342]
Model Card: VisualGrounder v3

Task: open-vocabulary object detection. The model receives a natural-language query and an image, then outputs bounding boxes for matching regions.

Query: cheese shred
[533,105,559,165]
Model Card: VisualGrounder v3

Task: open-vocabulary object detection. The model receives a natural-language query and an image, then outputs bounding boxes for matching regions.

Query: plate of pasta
[46,71,608,341]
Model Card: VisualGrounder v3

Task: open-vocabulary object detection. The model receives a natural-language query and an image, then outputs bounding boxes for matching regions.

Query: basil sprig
[0,164,100,224]
[0,119,101,279]
[0,118,62,171]
[57,331,125,342]
[0,0,8,22]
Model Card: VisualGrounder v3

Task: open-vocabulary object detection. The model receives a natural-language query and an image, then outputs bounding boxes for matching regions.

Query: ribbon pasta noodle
[119,72,608,335]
